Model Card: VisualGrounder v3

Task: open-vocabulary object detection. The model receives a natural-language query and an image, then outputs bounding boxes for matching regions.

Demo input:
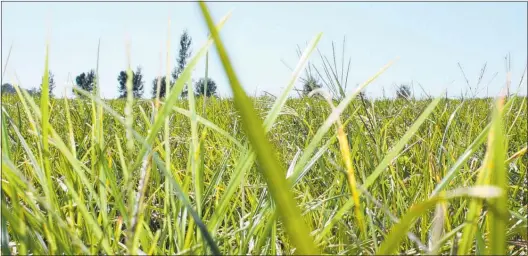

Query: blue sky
[2,2,527,99]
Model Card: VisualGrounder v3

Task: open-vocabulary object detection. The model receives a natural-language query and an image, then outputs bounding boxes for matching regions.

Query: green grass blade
[457,97,508,255]
[486,97,508,255]
[71,86,220,254]
[377,186,502,255]
[63,96,77,158]
[203,50,209,117]
[475,226,486,254]
[263,33,322,131]
[316,95,442,242]
[199,3,318,254]
[1,109,11,256]
[207,21,322,235]
[430,123,491,197]
[151,152,221,255]
[290,59,397,183]
[39,43,55,209]
[0,190,11,256]
[188,75,203,215]
[172,106,244,149]
[431,96,516,197]
[364,96,442,188]
[2,111,47,190]
[128,12,231,175]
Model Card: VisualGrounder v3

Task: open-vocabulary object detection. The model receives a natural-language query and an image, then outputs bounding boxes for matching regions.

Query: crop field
[1,4,527,255]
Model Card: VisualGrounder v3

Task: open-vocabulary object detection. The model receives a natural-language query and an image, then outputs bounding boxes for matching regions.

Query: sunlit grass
[1,3,527,255]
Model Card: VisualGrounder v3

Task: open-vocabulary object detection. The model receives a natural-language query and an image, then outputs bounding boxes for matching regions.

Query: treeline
[1,30,218,99]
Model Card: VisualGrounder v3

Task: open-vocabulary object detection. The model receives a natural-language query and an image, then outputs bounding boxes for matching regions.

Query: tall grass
[1,3,527,255]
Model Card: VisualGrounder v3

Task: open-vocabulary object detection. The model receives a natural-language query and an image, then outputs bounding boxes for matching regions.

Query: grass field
[1,4,527,255]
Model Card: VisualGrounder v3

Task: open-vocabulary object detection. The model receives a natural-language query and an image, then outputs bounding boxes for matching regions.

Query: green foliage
[151,76,167,99]
[302,75,322,96]
[194,77,217,97]
[397,84,412,99]
[310,37,351,100]
[39,70,55,97]
[118,66,144,98]
[74,69,96,97]
[1,83,16,95]
[1,91,527,255]
[172,29,193,97]
[1,6,526,255]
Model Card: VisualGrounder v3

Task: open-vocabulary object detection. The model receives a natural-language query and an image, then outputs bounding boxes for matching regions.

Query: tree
[1,83,16,95]
[117,67,144,99]
[194,77,217,97]
[302,76,322,96]
[28,87,40,96]
[74,70,96,96]
[151,76,168,99]
[172,30,192,97]
[396,84,412,99]
[39,71,55,97]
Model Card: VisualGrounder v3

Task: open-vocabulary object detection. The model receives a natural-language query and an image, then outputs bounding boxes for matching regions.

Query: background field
[1,92,526,254]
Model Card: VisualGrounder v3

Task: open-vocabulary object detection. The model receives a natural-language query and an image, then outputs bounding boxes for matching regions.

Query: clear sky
[2,2,527,99]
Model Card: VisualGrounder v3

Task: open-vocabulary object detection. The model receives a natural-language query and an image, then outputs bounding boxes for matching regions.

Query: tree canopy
[396,84,412,99]
[194,77,217,97]
[172,30,192,97]
[118,67,144,99]
[151,76,168,99]
[1,83,16,95]
[74,70,96,97]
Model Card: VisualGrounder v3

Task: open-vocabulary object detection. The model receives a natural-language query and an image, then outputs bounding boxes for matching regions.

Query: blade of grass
[364,96,442,188]
[316,95,442,242]
[1,42,13,80]
[431,96,516,197]
[289,59,397,184]
[128,12,231,176]
[172,106,244,149]
[39,42,54,205]
[1,109,12,256]
[486,96,508,255]
[38,42,62,254]
[203,49,209,116]
[377,186,503,255]
[310,88,367,239]
[457,96,507,255]
[183,58,203,251]
[162,16,175,252]
[72,85,221,254]
[207,24,322,234]
[151,152,221,255]
[199,3,318,254]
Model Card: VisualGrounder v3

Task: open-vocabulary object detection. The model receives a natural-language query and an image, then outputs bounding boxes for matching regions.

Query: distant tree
[302,76,322,96]
[172,30,192,97]
[194,77,217,97]
[1,83,16,95]
[396,84,412,99]
[74,70,96,97]
[117,67,144,99]
[39,71,55,97]
[151,76,168,99]
[28,87,40,96]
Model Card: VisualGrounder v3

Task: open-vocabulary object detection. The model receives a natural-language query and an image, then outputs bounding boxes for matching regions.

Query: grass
[1,4,527,255]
